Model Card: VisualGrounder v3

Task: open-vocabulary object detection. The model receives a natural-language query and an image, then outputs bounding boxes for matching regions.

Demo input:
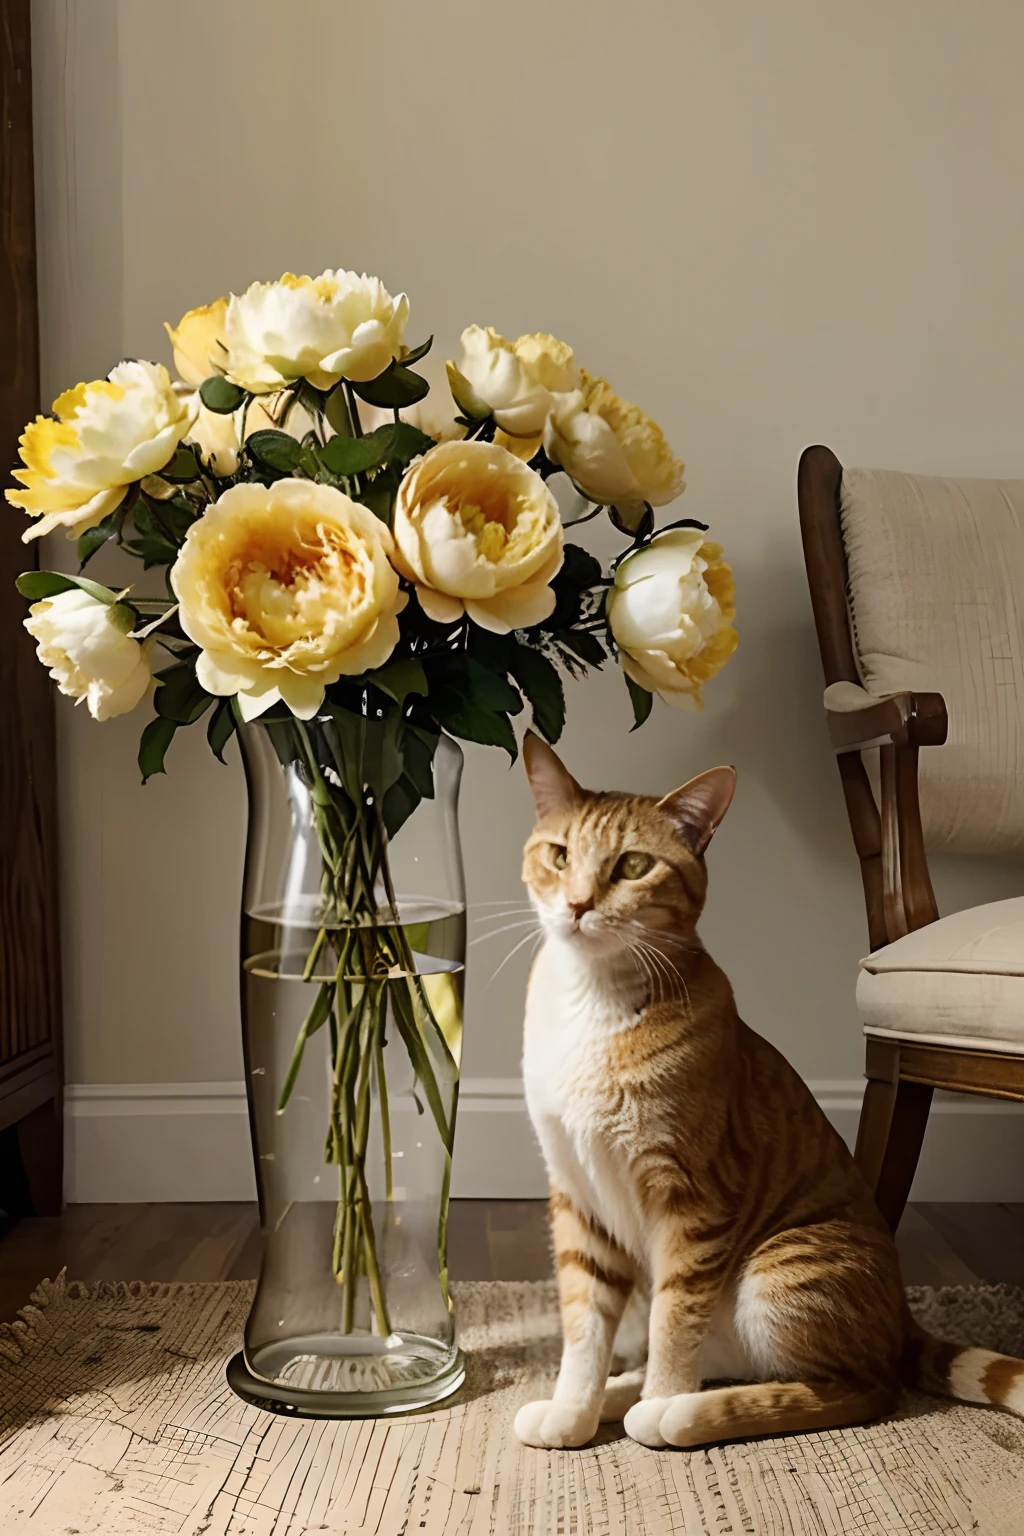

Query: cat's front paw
[623,1397,673,1448]
[514,1399,599,1448]
[624,1393,706,1449]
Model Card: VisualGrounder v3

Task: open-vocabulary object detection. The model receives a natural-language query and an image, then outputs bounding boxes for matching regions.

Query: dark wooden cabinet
[0,0,63,1216]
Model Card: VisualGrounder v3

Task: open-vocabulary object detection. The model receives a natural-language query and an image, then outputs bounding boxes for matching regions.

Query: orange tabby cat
[515,733,1024,1450]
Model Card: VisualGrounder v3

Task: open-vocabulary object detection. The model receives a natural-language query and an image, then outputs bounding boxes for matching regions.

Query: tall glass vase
[226,716,466,1417]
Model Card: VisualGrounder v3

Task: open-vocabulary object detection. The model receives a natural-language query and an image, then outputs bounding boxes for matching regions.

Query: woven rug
[1,1278,1024,1534]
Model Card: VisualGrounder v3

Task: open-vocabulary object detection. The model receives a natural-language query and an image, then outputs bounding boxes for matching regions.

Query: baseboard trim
[63,1077,1024,1203]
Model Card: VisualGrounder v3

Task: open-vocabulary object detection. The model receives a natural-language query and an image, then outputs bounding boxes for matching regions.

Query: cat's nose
[567,897,594,924]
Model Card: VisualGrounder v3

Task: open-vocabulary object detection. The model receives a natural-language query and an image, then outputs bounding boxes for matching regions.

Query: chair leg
[0,1097,64,1216]
[854,1041,933,1233]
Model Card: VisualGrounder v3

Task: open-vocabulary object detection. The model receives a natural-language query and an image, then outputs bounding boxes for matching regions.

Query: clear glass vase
[227,716,466,1417]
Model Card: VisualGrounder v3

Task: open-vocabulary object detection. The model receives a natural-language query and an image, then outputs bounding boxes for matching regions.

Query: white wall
[30,1,1024,1188]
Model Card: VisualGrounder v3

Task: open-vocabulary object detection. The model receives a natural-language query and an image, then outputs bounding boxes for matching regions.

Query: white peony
[607,528,737,709]
[446,326,579,438]
[24,588,153,721]
[392,440,563,633]
[223,270,409,393]
[543,372,685,507]
[170,479,405,721]
[7,362,196,542]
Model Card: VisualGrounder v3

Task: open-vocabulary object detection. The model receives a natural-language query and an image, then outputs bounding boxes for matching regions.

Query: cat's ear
[523,731,582,820]
[657,766,736,856]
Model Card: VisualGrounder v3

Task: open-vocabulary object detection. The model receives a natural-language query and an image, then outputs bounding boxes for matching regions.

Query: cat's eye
[614,850,655,881]
[551,845,568,870]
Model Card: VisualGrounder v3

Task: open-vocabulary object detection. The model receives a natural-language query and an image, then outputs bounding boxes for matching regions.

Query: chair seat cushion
[857,897,1024,1054]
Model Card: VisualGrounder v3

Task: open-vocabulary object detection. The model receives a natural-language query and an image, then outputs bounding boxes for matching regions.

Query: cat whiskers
[484,924,543,990]
[606,921,693,1011]
[469,916,539,946]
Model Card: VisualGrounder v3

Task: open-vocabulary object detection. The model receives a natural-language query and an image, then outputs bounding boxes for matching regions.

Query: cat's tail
[903,1318,1024,1414]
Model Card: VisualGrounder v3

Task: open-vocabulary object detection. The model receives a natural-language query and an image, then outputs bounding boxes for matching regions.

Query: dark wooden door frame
[0,0,64,1215]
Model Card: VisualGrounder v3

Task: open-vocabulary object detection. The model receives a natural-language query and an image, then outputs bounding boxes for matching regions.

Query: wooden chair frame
[797,445,1024,1231]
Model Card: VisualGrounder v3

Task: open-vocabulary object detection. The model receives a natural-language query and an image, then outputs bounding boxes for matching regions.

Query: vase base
[226,1335,466,1418]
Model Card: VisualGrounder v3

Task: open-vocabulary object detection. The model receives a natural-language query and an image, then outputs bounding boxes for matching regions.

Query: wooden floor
[0,1200,1020,1325]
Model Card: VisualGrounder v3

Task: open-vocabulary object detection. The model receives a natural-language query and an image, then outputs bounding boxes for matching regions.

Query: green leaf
[323,384,355,438]
[426,655,520,756]
[625,672,654,730]
[122,532,178,569]
[154,662,215,725]
[610,500,655,538]
[382,775,423,839]
[138,716,178,782]
[77,505,125,570]
[560,629,606,667]
[246,429,305,474]
[401,335,434,367]
[357,465,401,522]
[160,447,203,483]
[428,654,523,715]
[400,725,438,800]
[199,376,246,414]
[318,421,433,480]
[350,362,430,409]
[16,570,121,605]
[318,431,390,477]
[431,696,518,757]
[361,710,406,804]
[370,658,428,706]
[384,421,434,467]
[207,698,237,763]
[124,500,179,569]
[507,644,566,743]
[560,543,603,589]
[320,706,366,795]
[151,493,199,542]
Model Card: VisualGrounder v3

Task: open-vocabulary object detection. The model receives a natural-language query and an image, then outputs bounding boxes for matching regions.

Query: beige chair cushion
[841,467,1024,853]
[858,897,1024,1053]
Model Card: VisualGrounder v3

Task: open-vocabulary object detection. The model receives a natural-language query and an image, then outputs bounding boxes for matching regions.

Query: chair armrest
[824,683,948,754]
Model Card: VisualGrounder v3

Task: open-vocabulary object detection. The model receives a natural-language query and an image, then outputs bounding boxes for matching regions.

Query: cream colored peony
[7,362,196,542]
[446,326,579,438]
[223,270,409,393]
[392,440,563,633]
[543,372,685,507]
[170,479,405,720]
[24,588,153,721]
[607,528,737,709]
[164,298,229,388]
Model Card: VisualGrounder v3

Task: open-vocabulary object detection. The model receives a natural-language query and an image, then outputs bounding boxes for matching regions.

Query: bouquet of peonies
[8,269,737,1334]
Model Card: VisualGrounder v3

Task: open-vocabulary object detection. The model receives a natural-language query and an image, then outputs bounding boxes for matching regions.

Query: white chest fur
[522,939,757,1382]
[522,940,648,1265]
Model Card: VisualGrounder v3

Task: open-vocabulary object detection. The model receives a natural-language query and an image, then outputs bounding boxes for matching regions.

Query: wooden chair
[798,446,1024,1232]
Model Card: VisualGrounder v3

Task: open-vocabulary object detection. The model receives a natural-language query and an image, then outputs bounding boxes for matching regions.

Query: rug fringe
[0,1273,252,1370]
[0,1269,68,1364]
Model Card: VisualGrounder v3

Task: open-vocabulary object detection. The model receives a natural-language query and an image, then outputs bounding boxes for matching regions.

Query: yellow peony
[446,325,579,437]
[7,361,196,543]
[170,479,405,721]
[607,528,737,710]
[224,270,409,394]
[392,440,563,633]
[164,298,229,388]
[543,371,686,507]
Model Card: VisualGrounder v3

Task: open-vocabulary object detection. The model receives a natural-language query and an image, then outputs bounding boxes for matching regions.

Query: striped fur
[513,736,1024,1451]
